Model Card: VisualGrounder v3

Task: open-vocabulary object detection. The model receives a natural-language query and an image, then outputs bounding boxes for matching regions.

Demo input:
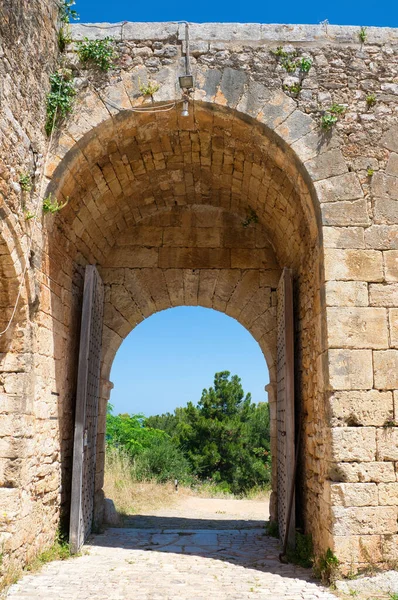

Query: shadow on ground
[90,515,318,583]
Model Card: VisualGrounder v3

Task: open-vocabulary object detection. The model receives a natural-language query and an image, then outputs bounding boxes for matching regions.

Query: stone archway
[44,99,324,557]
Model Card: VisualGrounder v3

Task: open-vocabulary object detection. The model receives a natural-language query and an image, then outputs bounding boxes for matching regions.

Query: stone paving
[5,511,338,599]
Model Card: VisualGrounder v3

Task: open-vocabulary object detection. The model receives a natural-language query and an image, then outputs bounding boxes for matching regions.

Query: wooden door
[69,266,104,554]
[276,268,295,548]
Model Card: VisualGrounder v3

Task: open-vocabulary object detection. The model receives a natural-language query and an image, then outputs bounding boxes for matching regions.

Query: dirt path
[6,496,339,600]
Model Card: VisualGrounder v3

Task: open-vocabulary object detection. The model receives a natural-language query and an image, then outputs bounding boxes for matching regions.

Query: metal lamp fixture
[179,74,194,90]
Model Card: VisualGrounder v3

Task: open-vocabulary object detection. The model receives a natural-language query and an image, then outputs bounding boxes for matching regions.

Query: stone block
[109,247,158,268]
[328,390,393,426]
[324,249,383,282]
[332,535,383,565]
[325,281,368,306]
[386,153,398,177]
[158,247,230,269]
[104,498,120,525]
[372,173,398,199]
[230,248,278,269]
[325,482,378,507]
[370,284,398,306]
[378,483,398,506]
[374,350,398,389]
[382,125,398,153]
[274,109,315,144]
[117,226,163,247]
[323,226,365,249]
[328,349,373,390]
[321,199,370,227]
[384,250,398,281]
[382,534,398,564]
[315,172,363,203]
[365,225,398,250]
[327,307,388,349]
[331,428,376,462]
[331,506,396,535]
[305,149,347,182]
[374,198,398,224]
[377,427,398,460]
[162,227,221,248]
[329,461,396,483]
[256,90,296,129]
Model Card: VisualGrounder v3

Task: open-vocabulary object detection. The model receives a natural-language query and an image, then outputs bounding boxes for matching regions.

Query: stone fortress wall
[0,3,398,578]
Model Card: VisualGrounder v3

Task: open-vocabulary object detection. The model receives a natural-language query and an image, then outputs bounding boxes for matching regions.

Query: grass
[0,533,73,595]
[104,447,270,518]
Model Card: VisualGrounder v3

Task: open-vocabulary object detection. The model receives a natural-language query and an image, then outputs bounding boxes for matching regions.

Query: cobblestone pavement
[6,520,338,599]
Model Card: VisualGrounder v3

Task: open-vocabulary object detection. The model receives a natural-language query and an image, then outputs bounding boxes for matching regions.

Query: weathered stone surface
[365,225,398,250]
[328,349,373,390]
[378,483,398,506]
[325,281,368,306]
[324,249,383,281]
[326,307,388,349]
[329,461,396,483]
[323,227,365,249]
[331,506,397,536]
[321,199,370,227]
[330,428,376,462]
[382,125,398,153]
[377,427,398,461]
[369,283,398,306]
[315,173,363,203]
[374,350,398,389]
[305,149,347,181]
[325,482,378,507]
[328,390,394,426]
[384,250,398,281]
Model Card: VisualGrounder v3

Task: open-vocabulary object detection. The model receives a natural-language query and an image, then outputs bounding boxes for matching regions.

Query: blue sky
[110,307,269,416]
[78,0,397,27]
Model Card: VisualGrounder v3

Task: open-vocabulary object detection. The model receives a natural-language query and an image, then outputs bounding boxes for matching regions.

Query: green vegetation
[24,532,71,572]
[106,371,271,495]
[271,47,312,75]
[367,167,374,177]
[265,520,279,538]
[366,93,377,107]
[45,70,76,136]
[242,207,259,228]
[314,548,340,584]
[42,193,68,214]
[58,0,78,52]
[283,83,301,96]
[139,79,161,97]
[287,532,314,568]
[359,26,367,43]
[60,0,79,24]
[77,37,117,71]
[19,173,32,192]
[321,113,338,130]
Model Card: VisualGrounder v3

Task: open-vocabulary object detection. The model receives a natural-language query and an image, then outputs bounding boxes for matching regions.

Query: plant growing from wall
[45,70,76,136]
[299,58,312,73]
[366,93,376,108]
[359,26,367,43]
[283,83,301,96]
[60,0,79,24]
[58,0,79,52]
[242,207,259,227]
[320,104,345,131]
[367,167,374,177]
[287,532,314,568]
[314,548,340,584]
[139,79,161,98]
[19,173,32,192]
[76,37,117,71]
[42,193,68,214]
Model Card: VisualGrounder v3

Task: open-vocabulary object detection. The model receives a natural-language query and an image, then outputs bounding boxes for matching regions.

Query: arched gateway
[1,7,397,577]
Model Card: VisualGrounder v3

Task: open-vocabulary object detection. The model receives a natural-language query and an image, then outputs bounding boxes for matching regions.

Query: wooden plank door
[276,267,295,548]
[69,266,104,554]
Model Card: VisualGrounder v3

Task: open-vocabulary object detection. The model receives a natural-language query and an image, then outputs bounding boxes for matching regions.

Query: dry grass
[104,447,271,517]
[104,448,178,515]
